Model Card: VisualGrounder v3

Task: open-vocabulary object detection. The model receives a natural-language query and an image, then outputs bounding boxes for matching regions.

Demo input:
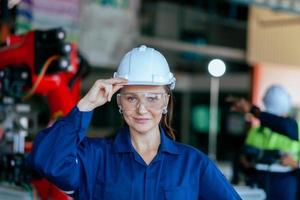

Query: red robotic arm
[0,28,84,117]
[0,28,90,200]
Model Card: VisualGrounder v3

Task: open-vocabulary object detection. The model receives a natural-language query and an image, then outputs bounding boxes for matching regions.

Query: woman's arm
[27,107,95,192]
[27,78,127,197]
[199,159,241,200]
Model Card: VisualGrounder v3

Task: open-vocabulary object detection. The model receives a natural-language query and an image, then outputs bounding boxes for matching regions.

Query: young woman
[28,45,241,200]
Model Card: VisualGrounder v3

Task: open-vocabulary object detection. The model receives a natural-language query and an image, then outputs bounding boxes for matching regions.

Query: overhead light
[208,59,226,77]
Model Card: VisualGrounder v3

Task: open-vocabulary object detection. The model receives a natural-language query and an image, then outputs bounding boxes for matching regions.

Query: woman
[27,45,241,200]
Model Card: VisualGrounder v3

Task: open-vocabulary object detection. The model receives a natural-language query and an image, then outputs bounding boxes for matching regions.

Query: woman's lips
[133,117,150,124]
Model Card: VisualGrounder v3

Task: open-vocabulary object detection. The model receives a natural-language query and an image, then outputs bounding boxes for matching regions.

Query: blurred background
[1,0,300,199]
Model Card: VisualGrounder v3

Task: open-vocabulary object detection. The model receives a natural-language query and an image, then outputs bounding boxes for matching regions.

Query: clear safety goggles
[117,92,169,111]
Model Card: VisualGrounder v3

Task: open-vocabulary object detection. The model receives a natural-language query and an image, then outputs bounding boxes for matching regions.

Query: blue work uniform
[27,107,241,200]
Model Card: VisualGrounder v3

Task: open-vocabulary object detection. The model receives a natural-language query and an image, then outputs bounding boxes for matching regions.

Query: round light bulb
[208,59,226,77]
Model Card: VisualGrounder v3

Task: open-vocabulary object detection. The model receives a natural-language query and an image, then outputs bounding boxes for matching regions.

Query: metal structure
[231,0,300,15]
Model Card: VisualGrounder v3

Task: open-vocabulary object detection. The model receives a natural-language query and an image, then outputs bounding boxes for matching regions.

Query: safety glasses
[117,92,169,111]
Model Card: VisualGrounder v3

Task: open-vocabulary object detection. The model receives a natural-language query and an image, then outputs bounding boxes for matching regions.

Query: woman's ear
[116,95,123,114]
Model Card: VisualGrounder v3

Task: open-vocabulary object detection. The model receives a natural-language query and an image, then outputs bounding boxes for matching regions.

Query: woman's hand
[77,78,127,111]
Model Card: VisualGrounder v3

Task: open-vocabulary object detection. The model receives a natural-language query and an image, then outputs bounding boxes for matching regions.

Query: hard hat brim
[121,81,175,90]
[124,81,170,86]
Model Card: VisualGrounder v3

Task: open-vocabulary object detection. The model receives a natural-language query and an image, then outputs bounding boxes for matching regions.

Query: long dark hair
[160,86,176,140]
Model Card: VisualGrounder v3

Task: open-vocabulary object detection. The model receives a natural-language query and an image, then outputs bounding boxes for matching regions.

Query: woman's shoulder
[169,141,214,173]
[82,136,115,150]
[172,141,209,160]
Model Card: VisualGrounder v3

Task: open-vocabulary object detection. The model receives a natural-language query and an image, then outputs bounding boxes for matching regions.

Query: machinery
[0,28,83,116]
[0,28,90,199]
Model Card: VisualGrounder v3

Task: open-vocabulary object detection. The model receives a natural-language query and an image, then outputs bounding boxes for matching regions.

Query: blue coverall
[27,107,241,200]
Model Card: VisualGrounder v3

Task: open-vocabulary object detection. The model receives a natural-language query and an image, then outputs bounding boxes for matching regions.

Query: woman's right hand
[77,78,128,111]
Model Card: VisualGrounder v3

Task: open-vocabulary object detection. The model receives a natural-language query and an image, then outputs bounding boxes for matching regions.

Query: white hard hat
[113,45,176,90]
[263,85,292,116]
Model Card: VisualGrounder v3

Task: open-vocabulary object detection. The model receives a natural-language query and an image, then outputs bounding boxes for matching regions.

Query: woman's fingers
[107,85,125,102]
[85,78,127,105]
[105,78,127,102]
[89,81,102,101]
[107,83,126,102]
[112,84,125,94]
[106,84,113,102]
[105,77,128,85]
[78,79,122,111]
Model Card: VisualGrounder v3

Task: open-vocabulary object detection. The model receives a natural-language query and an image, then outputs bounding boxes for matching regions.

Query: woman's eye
[126,96,137,103]
[147,96,159,102]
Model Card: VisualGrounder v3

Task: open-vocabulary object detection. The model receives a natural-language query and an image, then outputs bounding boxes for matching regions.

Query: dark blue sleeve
[26,106,97,194]
[259,112,298,140]
[199,159,241,200]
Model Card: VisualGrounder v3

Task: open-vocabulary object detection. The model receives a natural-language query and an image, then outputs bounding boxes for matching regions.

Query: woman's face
[117,85,169,135]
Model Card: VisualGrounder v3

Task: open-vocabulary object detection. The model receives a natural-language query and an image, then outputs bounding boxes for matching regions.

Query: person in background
[27,45,241,200]
[227,85,300,200]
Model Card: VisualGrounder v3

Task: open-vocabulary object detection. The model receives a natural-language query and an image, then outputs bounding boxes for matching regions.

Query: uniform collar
[159,127,180,155]
[112,126,134,153]
[112,125,180,155]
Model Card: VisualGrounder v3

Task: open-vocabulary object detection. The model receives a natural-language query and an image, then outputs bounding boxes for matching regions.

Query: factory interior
[1,0,300,199]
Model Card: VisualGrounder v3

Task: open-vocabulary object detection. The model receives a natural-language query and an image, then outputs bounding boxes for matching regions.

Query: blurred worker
[27,45,241,200]
[228,85,299,200]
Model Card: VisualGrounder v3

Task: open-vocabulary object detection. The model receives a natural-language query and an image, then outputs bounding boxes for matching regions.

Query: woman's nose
[136,102,148,114]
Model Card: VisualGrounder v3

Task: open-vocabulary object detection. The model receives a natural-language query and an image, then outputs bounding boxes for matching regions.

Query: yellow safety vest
[245,123,300,161]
